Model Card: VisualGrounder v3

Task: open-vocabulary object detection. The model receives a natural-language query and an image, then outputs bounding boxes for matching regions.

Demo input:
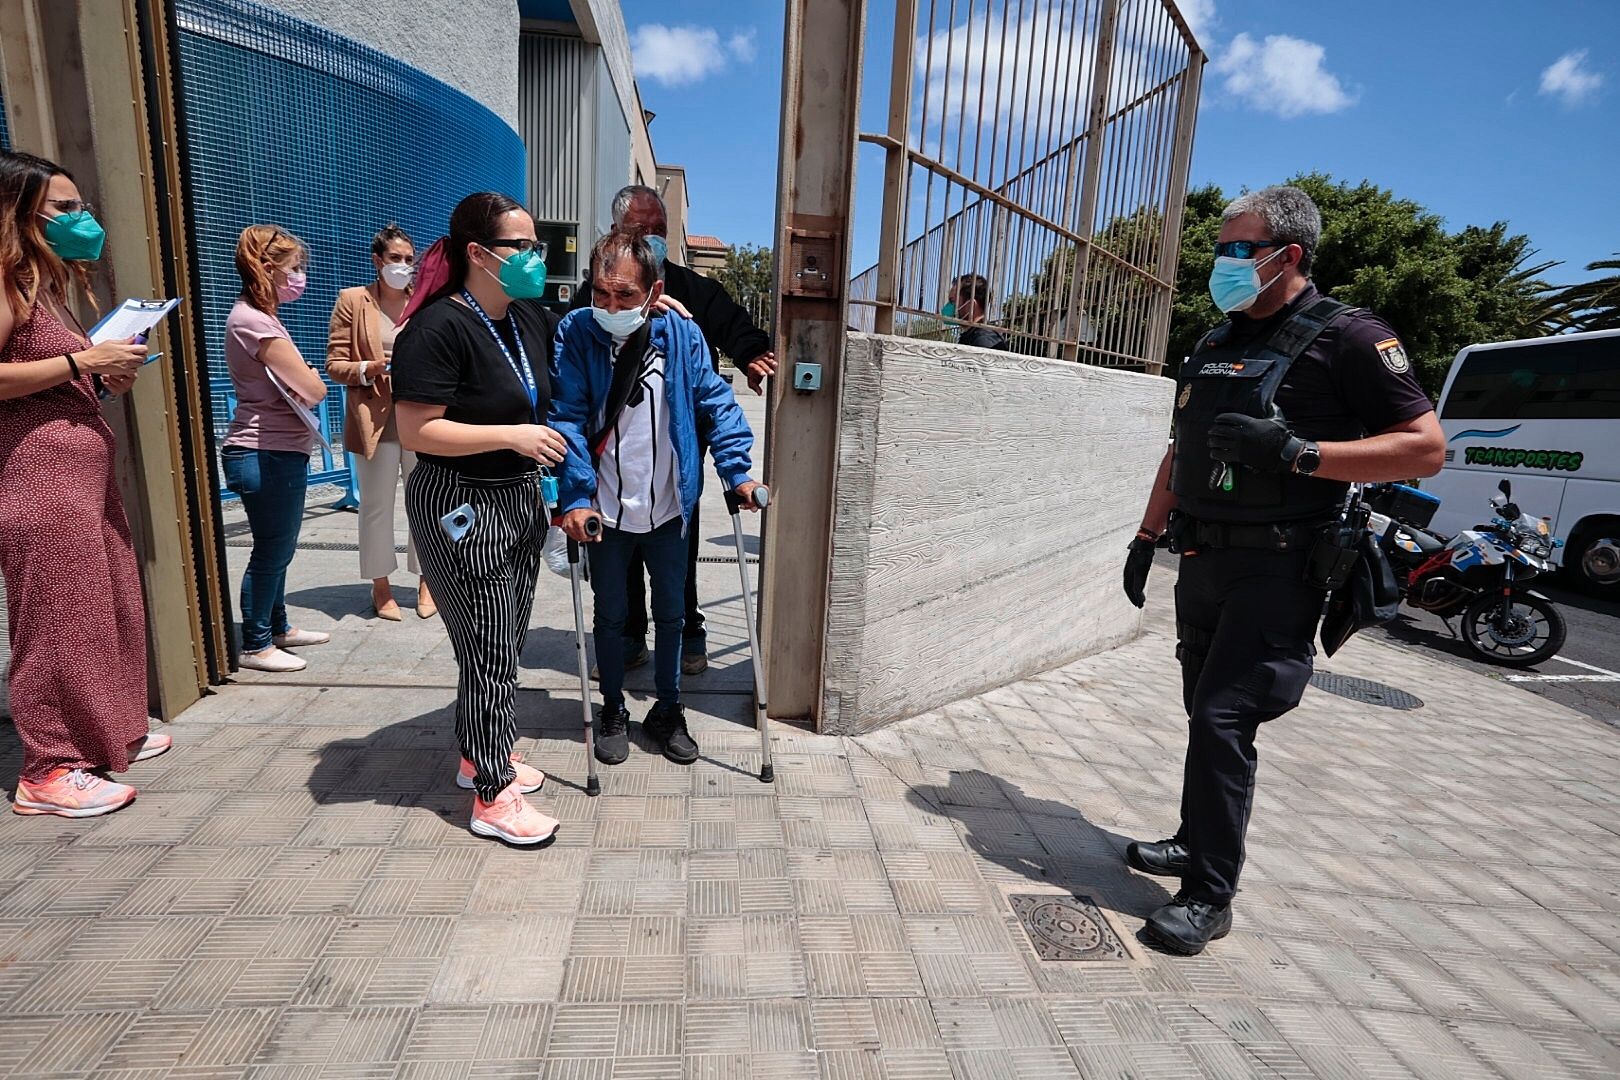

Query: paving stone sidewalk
[2,456,1618,1076]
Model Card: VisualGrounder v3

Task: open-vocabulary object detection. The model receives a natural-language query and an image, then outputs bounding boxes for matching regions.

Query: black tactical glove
[1122,535,1157,609]
[1208,412,1306,473]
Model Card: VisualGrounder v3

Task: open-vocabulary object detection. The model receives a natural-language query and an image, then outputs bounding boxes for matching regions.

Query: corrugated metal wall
[520,32,587,228]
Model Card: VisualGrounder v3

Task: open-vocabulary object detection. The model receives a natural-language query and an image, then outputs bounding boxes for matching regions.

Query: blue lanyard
[461,290,538,423]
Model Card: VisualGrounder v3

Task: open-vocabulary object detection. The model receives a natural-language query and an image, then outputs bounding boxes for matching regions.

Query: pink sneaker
[469,781,559,846]
[128,731,173,763]
[13,769,137,818]
[457,754,545,794]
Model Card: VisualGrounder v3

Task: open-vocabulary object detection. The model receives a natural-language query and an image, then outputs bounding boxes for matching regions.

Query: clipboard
[88,297,182,345]
[265,365,334,453]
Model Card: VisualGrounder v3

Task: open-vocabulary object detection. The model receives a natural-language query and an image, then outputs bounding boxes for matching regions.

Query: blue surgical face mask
[592,301,649,338]
[645,235,668,265]
[1207,249,1286,314]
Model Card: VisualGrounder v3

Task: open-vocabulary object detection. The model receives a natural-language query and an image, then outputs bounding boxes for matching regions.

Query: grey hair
[591,229,662,291]
[1223,185,1321,274]
[610,184,665,226]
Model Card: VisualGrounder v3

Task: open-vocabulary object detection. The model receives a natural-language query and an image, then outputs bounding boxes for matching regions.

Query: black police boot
[1143,893,1232,956]
[1125,837,1190,878]
[594,704,630,765]
[644,702,699,765]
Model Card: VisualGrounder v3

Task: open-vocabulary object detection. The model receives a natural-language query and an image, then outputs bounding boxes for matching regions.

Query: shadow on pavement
[905,768,1172,920]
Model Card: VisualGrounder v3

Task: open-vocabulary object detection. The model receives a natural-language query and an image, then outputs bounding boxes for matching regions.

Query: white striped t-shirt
[595,336,683,533]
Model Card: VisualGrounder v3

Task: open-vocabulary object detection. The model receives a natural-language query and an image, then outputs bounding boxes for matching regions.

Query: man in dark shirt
[946,273,1010,351]
[1118,185,1444,956]
[572,186,776,676]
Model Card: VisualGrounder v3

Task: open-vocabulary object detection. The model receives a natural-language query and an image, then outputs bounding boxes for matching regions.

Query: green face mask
[39,210,107,261]
[482,245,548,300]
[941,301,957,320]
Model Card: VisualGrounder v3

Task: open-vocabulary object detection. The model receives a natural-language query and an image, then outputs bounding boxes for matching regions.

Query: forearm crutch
[724,484,774,783]
[567,515,604,796]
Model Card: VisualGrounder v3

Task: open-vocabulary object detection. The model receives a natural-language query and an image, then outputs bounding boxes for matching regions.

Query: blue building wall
[174,0,526,493]
[0,83,10,151]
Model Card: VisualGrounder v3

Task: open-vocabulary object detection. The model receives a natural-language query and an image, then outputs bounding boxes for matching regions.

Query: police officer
[1120,185,1443,955]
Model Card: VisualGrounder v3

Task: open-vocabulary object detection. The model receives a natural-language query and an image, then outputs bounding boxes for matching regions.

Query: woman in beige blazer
[326,224,435,620]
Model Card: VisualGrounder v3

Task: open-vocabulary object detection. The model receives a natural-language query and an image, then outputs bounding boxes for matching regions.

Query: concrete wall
[263,0,521,124]
[821,333,1175,734]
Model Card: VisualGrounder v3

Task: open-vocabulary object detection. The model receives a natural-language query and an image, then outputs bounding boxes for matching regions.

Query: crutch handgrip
[583,514,603,538]
[725,484,769,514]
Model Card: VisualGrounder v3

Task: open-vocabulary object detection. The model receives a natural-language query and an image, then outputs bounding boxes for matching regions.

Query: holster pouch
[1304,508,1368,590]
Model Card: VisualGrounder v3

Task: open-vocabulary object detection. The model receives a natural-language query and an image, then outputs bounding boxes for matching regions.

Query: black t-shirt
[391,296,560,477]
[1222,283,1433,438]
[959,325,1010,352]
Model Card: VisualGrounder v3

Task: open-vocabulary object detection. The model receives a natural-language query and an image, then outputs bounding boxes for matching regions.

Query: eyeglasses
[1214,240,1284,260]
[488,238,547,257]
[46,198,94,216]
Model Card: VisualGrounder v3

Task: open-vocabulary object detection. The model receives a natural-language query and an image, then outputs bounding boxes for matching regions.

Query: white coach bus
[1423,327,1620,593]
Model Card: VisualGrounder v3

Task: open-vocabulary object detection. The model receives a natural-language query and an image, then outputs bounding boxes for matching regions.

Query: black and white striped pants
[406,460,545,801]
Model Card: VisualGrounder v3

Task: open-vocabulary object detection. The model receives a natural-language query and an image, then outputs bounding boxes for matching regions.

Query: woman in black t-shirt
[392,192,564,847]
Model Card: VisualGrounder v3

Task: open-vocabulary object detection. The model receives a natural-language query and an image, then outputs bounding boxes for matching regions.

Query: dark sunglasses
[1214,239,1286,260]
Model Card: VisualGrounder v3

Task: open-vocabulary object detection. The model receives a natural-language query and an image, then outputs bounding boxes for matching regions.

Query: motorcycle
[1363,479,1566,668]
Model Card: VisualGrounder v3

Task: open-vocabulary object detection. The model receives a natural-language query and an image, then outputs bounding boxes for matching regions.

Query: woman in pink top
[220,225,331,673]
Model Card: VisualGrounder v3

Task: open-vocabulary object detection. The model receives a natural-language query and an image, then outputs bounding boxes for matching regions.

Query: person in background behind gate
[0,149,171,818]
[944,272,1009,351]
[552,230,762,770]
[1119,185,1443,955]
[571,185,776,678]
[392,191,564,847]
[221,225,332,674]
[326,223,435,622]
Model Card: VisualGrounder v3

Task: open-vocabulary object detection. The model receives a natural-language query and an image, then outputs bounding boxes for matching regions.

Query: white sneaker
[240,647,307,672]
[273,628,330,648]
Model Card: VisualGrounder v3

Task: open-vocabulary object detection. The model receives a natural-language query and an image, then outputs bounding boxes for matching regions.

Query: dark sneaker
[681,651,708,676]
[591,641,650,681]
[594,704,630,765]
[1125,837,1190,878]
[644,702,699,765]
[1143,893,1232,956]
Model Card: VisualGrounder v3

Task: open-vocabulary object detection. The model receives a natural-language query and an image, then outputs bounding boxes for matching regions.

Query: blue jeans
[223,448,309,652]
[590,518,687,709]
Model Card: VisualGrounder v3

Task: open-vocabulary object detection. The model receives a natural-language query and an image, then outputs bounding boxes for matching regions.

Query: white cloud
[630,24,758,86]
[1539,49,1603,107]
[728,30,758,64]
[1176,0,1217,45]
[1212,32,1355,119]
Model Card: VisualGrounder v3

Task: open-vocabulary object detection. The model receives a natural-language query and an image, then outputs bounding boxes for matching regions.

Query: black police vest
[1171,296,1361,524]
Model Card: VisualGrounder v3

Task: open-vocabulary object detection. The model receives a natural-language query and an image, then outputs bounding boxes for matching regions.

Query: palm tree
[1543,254,1620,332]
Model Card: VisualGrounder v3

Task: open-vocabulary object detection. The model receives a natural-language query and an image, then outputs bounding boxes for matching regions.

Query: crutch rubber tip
[758,764,775,784]
[585,776,601,797]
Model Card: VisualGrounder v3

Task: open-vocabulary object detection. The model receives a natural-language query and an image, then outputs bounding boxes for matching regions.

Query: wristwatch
[1292,441,1322,476]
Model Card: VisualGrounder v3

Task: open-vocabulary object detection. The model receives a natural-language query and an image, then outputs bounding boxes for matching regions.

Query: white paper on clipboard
[264,365,333,453]
[88,297,182,344]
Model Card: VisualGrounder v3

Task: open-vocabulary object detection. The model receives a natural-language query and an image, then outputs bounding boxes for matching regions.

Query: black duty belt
[1185,518,1327,552]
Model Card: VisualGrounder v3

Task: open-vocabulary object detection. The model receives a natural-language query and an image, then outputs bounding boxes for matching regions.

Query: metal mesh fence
[173,0,526,494]
[0,81,10,151]
[852,0,1202,371]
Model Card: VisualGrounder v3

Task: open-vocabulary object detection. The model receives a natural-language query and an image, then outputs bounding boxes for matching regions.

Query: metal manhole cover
[1009,894,1128,961]
[1309,672,1423,710]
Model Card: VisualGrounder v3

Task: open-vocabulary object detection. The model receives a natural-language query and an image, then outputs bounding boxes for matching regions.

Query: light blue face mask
[592,302,649,337]
[1207,249,1285,313]
[645,235,668,264]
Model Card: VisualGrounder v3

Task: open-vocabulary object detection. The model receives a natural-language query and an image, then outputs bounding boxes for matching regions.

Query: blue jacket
[550,308,754,527]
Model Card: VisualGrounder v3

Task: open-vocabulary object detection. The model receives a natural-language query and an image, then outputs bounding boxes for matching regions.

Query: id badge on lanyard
[460,290,557,511]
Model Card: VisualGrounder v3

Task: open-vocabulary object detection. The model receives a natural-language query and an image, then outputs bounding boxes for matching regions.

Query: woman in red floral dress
[0,150,171,817]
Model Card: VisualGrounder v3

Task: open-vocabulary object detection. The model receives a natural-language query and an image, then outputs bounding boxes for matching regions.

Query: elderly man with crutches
[551,230,763,780]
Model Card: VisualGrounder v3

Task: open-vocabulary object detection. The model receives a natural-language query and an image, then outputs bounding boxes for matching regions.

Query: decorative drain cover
[1309,671,1423,710]
[1009,894,1128,961]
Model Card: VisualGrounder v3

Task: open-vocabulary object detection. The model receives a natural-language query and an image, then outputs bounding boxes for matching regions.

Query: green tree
[1167,174,1563,397]
[1542,253,1620,331]
[712,243,774,337]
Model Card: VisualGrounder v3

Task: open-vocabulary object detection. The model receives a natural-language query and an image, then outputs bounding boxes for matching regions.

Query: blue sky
[622,0,1618,286]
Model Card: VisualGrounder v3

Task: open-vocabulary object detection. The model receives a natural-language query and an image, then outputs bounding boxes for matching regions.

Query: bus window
[1442,337,1620,420]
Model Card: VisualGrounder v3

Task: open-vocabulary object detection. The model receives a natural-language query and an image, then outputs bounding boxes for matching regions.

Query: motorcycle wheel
[1460,592,1567,668]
